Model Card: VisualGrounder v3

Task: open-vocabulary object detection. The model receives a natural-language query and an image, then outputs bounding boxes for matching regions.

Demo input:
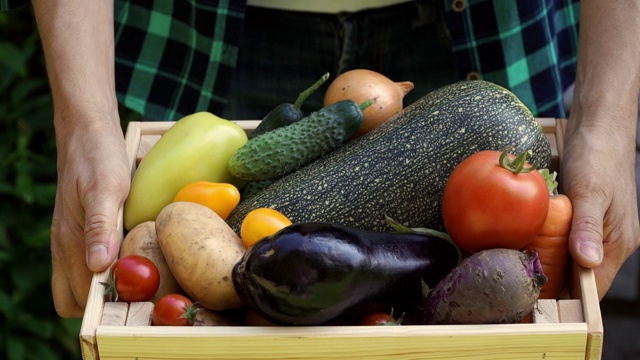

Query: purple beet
[419,248,547,325]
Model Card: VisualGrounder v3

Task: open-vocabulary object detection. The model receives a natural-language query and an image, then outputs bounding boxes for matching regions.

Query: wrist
[53,105,123,147]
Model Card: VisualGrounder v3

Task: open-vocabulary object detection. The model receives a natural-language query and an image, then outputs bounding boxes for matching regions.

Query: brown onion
[323,69,414,138]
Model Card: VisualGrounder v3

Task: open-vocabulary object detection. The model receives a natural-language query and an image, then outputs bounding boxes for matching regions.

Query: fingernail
[87,244,108,270]
[579,241,603,264]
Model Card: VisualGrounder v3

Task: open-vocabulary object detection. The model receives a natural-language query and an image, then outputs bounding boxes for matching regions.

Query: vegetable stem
[294,72,330,109]
[539,168,559,196]
[499,146,540,174]
[359,99,374,111]
[385,215,462,264]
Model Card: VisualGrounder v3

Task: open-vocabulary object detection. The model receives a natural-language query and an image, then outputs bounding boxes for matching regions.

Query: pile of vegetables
[111,70,572,327]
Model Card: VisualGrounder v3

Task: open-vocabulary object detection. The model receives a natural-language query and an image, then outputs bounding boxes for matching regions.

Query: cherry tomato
[103,255,160,302]
[359,308,404,326]
[152,294,199,326]
[173,181,240,220]
[240,207,292,248]
[441,148,549,253]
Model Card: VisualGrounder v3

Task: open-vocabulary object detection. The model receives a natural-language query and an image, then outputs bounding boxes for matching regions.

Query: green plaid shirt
[3,0,579,120]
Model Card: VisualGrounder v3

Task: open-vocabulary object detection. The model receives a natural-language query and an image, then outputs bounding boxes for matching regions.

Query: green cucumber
[228,99,372,181]
[226,80,551,233]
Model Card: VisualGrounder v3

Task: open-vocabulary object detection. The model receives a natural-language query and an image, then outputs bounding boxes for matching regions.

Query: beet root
[418,248,547,325]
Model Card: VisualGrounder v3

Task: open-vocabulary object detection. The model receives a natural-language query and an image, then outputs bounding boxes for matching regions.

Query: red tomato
[441,149,549,253]
[152,294,199,326]
[359,309,404,326]
[103,255,160,302]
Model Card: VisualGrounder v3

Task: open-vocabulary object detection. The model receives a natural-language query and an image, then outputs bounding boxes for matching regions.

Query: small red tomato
[152,294,200,326]
[103,255,160,302]
[359,308,404,326]
[442,148,549,253]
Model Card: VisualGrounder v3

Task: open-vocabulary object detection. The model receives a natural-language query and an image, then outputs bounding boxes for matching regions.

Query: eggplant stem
[384,215,462,264]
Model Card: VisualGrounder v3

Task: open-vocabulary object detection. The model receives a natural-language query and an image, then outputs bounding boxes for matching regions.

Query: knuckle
[572,215,604,238]
[84,213,112,239]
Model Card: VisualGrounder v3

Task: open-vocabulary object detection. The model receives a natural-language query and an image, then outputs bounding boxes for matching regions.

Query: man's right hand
[50,115,130,317]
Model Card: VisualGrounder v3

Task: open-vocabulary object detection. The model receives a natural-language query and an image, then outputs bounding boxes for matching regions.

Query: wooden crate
[79,118,603,360]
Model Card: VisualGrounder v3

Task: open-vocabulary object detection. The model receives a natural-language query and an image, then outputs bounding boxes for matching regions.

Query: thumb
[568,197,605,268]
[84,193,124,272]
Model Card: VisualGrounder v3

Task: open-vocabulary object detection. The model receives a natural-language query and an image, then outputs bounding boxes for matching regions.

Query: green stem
[539,168,559,196]
[498,146,540,174]
[385,215,462,264]
[359,99,374,111]
[294,72,330,109]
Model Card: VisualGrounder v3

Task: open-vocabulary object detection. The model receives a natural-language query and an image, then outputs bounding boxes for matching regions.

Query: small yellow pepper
[173,181,240,220]
[240,208,292,248]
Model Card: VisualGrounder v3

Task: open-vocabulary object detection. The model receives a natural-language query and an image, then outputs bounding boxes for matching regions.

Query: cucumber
[227,99,371,181]
[226,80,552,233]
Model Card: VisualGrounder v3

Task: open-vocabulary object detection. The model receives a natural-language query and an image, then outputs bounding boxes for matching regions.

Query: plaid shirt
[3,0,579,120]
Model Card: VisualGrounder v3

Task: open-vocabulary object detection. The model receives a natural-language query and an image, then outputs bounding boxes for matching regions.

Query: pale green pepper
[124,112,248,230]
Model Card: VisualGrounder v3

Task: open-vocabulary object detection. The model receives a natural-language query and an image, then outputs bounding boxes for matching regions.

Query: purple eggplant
[232,222,459,325]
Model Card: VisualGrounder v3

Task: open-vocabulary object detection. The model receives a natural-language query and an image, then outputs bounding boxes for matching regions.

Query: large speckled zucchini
[226,80,551,232]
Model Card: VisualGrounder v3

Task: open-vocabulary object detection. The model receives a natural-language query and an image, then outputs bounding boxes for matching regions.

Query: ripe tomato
[359,308,404,326]
[103,255,160,302]
[152,294,199,326]
[240,207,292,248]
[442,148,549,253]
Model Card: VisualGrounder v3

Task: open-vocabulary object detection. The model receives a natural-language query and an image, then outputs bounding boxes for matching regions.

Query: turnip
[418,248,547,325]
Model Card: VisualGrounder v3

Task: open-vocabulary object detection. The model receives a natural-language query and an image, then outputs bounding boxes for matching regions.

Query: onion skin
[323,69,414,138]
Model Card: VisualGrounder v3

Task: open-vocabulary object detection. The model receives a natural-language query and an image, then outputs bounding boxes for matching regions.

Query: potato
[155,201,245,311]
[120,221,183,303]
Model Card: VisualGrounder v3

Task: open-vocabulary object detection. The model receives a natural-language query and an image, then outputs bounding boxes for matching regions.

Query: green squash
[226,80,551,232]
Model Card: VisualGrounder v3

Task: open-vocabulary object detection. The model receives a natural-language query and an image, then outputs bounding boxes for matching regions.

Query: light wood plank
[532,299,559,324]
[100,302,129,326]
[574,265,604,360]
[126,302,154,326]
[558,299,584,323]
[537,117,558,133]
[96,324,588,360]
[556,118,567,162]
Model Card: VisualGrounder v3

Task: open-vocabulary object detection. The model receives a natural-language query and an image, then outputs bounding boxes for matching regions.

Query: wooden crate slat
[125,302,154,326]
[532,299,560,324]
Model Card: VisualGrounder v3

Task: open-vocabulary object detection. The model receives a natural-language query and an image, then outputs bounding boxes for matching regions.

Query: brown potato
[155,202,245,311]
[120,221,183,303]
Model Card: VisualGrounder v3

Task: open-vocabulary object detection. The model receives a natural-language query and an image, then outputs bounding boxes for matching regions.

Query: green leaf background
[1,6,107,360]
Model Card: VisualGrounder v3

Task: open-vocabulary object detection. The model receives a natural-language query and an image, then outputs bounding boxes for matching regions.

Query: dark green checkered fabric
[2,0,578,119]
[445,0,579,117]
[113,0,247,121]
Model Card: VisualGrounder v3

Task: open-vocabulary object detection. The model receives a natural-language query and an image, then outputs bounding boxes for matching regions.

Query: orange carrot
[521,170,573,299]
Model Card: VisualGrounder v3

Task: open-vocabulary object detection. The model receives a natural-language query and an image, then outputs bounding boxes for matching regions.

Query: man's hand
[562,111,640,299]
[32,0,121,317]
[50,117,129,317]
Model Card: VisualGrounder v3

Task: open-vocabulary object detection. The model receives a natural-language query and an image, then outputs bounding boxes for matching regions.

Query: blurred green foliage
[0,5,82,360]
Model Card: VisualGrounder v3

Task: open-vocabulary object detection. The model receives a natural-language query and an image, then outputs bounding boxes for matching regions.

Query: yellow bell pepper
[124,112,247,230]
